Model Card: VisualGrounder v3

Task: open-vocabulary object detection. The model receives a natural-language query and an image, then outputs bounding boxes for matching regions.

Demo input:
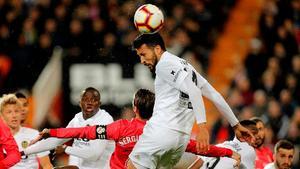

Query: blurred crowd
[0,0,299,168]
[0,0,235,91]
[211,0,300,168]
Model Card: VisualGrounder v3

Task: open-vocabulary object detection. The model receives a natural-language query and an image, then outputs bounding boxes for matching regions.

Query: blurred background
[0,0,299,168]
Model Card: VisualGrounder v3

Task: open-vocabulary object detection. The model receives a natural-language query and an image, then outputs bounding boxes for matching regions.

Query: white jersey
[66,109,115,169]
[11,127,50,169]
[200,137,256,169]
[149,51,208,134]
[264,163,276,169]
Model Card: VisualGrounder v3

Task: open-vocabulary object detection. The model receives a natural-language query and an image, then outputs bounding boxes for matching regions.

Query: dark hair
[250,117,264,124]
[240,119,257,128]
[132,33,166,51]
[82,87,101,100]
[15,92,27,99]
[133,89,155,120]
[275,140,295,153]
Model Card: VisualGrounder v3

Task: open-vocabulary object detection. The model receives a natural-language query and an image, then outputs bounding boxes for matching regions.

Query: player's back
[67,109,114,169]
[106,118,146,169]
[11,127,49,169]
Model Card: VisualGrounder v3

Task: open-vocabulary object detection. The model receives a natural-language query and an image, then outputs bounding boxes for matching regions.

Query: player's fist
[231,151,241,168]
[196,123,210,153]
[29,128,50,146]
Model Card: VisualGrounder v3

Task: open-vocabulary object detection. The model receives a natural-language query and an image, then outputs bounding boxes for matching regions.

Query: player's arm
[186,139,233,157]
[38,155,53,169]
[178,72,209,153]
[46,125,106,139]
[200,82,254,142]
[0,126,21,169]
[24,138,69,156]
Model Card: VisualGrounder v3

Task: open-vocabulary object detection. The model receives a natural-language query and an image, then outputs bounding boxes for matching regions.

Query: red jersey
[0,118,21,168]
[50,118,233,169]
[255,146,273,169]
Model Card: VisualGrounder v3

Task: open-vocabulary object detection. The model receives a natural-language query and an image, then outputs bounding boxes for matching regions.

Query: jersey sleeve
[186,139,233,157]
[106,120,123,141]
[0,120,21,168]
[50,126,98,140]
[156,59,188,89]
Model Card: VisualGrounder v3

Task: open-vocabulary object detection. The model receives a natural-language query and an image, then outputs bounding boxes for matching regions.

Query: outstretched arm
[201,83,254,143]
[30,125,107,146]
[186,139,241,168]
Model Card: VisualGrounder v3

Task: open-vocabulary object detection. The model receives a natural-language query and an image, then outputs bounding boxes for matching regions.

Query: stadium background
[0,0,299,168]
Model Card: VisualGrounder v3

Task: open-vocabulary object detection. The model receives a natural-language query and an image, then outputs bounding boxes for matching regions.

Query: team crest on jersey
[21,140,29,149]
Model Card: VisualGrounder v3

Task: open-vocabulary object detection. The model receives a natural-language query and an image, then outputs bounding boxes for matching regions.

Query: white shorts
[200,157,236,169]
[129,126,190,169]
[174,152,201,169]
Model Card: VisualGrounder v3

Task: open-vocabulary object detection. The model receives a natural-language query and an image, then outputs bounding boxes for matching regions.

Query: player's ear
[154,45,162,55]
[79,100,82,108]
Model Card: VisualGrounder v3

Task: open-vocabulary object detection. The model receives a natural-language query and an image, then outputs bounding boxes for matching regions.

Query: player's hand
[231,151,241,168]
[196,123,210,153]
[29,128,50,146]
[233,123,255,144]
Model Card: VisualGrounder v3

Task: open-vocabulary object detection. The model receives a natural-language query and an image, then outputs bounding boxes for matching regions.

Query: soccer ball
[134,4,164,34]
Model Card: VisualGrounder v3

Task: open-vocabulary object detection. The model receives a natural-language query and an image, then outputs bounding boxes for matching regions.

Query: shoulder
[94,109,113,123]
[156,52,185,70]
[100,109,113,120]
[21,127,39,134]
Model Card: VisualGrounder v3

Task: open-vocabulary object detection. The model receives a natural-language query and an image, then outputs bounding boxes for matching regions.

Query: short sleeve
[106,120,123,141]
[156,59,189,89]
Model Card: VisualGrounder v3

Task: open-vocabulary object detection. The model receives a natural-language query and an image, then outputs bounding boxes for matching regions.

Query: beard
[255,137,265,148]
[276,160,291,169]
[147,52,158,74]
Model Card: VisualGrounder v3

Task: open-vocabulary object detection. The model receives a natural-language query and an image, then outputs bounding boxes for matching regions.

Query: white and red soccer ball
[134,4,164,34]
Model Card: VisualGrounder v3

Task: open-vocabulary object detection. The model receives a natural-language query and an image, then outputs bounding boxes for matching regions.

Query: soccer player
[199,120,258,169]
[23,87,115,169]
[32,89,241,169]
[251,117,273,169]
[0,94,53,169]
[0,111,21,168]
[264,140,295,169]
[127,33,254,169]
[15,92,29,126]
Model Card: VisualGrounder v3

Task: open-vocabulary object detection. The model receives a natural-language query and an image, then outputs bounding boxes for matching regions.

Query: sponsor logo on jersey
[118,135,139,146]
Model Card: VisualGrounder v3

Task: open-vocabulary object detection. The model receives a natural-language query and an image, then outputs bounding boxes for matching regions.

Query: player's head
[274,140,295,169]
[133,33,166,73]
[80,87,101,119]
[15,92,29,124]
[132,88,155,120]
[250,117,266,148]
[0,94,21,129]
[239,119,258,146]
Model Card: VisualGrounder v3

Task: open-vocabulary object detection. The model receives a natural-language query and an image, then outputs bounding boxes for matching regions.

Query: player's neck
[10,126,20,135]
[156,50,165,61]
[135,114,147,122]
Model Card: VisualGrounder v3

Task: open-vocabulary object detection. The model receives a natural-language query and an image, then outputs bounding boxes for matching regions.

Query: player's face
[255,121,265,148]
[247,126,258,147]
[136,44,159,73]
[80,90,100,119]
[18,98,29,122]
[275,148,294,169]
[1,104,21,129]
